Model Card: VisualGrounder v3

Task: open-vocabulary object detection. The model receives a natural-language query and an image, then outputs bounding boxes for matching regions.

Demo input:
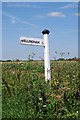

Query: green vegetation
[2,61,80,119]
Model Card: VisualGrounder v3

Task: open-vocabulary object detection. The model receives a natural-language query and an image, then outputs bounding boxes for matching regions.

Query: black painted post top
[42,29,50,35]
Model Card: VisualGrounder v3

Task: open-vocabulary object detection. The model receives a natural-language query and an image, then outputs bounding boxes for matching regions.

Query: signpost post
[42,29,51,82]
[20,29,51,82]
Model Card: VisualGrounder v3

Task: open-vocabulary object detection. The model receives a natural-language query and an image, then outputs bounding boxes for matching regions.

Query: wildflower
[43,105,46,107]
[12,71,15,74]
[39,97,42,100]
[76,111,78,113]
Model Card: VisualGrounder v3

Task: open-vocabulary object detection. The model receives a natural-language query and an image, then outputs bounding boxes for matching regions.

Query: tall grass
[2,61,80,119]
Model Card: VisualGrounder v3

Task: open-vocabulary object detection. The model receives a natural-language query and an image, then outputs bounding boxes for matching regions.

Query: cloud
[11,17,16,24]
[16,18,37,27]
[47,12,66,17]
[7,3,39,8]
[75,12,80,16]
[2,11,37,27]
[61,4,73,9]
[60,2,78,9]
[35,12,66,19]
[35,15,45,19]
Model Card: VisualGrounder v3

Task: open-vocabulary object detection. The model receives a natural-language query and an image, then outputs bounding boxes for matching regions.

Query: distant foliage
[2,61,80,119]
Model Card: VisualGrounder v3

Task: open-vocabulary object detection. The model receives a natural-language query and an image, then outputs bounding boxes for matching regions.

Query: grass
[2,60,80,119]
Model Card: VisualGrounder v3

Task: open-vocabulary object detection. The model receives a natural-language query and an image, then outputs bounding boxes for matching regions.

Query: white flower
[43,105,46,107]
[39,97,42,100]
[12,71,15,74]
[76,111,78,113]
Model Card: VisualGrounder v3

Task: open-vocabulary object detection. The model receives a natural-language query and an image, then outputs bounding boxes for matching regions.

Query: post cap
[42,29,50,35]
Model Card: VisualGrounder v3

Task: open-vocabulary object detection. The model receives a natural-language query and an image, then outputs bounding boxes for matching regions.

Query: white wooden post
[42,29,51,82]
[20,29,51,82]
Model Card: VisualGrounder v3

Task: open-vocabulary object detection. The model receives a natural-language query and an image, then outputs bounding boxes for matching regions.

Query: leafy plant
[2,61,80,119]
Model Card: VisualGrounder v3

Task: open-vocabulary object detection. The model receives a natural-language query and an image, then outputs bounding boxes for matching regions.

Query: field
[2,61,80,119]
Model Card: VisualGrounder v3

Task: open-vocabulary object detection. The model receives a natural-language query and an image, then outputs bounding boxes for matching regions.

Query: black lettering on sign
[21,39,40,44]
[21,39,26,42]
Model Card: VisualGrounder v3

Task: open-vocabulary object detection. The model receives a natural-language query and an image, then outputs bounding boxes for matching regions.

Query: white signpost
[20,29,51,82]
[20,37,45,47]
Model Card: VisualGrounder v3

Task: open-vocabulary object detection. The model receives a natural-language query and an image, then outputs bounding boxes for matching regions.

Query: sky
[1,0,79,2]
[2,2,79,60]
